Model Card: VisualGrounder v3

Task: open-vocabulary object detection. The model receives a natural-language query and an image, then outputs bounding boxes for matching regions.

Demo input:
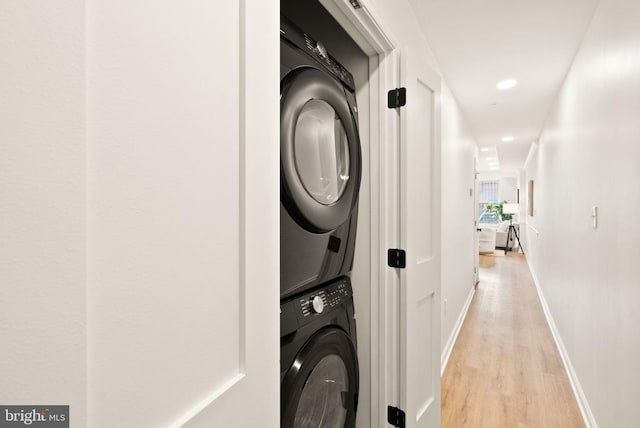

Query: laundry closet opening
[279,0,373,427]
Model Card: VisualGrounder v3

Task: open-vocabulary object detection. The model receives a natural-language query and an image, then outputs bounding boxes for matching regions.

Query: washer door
[281,67,361,233]
[281,328,359,428]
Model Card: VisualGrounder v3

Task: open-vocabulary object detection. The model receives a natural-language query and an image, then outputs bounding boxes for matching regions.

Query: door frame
[474,158,480,285]
[318,1,400,426]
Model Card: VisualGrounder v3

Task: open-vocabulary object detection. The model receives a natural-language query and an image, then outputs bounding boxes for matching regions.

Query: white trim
[526,258,598,428]
[319,0,396,56]
[379,47,401,426]
[440,286,475,376]
[366,52,382,428]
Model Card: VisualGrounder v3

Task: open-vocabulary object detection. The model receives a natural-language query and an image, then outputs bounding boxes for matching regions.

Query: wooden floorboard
[441,253,584,428]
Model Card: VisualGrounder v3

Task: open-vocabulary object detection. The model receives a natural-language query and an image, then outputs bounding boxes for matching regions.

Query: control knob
[311,296,325,314]
[316,41,328,59]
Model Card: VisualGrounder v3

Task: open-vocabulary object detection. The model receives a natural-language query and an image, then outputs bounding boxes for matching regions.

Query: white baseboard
[525,258,598,428]
[441,285,476,376]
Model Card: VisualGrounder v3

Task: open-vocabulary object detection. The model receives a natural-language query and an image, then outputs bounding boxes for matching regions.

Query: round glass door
[293,354,349,427]
[281,328,359,428]
[280,67,361,233]
[294,100,350,205]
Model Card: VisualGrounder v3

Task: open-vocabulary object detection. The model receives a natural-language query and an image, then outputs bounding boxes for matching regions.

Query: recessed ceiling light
[501,136,514,142]
[486,157,496,161]
[480,148,490,152]
[497,79,517,90]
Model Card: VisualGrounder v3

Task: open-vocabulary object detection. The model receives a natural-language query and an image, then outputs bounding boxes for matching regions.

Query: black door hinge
[387,406,406,428]
[387,249,406,269]
[387,87,406,109]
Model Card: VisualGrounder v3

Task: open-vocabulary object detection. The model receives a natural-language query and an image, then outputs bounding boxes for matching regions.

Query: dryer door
[281,328,359,428]
[281,67,361,233]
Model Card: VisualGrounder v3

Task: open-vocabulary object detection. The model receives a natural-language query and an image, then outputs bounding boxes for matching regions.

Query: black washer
[280,277,359,428]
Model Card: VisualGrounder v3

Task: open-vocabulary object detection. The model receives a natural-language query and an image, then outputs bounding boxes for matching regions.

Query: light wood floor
[441,253,584,427]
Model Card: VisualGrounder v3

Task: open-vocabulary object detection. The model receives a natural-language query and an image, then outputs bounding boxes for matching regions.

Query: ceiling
[407,0,599,173]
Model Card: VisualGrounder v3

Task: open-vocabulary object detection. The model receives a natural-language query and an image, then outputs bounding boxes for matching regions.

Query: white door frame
[318,1,399,426]
[474,159,480,285]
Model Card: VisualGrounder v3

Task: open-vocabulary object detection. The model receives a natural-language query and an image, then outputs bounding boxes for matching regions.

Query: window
[478,180,500,224]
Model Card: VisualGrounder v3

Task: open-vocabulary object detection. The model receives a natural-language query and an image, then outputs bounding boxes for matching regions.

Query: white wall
[524,0,640,426]
[439,85,478,361]
[367,0,440,71]
[0,1,87,425]
[500,177,517,203]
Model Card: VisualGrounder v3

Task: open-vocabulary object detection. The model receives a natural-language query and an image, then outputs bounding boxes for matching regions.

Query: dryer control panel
[280,276,353,336]
[280,16,356,92]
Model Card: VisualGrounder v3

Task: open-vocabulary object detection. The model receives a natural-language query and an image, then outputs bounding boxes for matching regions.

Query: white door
[170,1,280,426]
[398,48,442,428]
[88,0,279,427]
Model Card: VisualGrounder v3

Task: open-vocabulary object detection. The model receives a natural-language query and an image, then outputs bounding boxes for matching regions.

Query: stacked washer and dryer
[279,15,362,428]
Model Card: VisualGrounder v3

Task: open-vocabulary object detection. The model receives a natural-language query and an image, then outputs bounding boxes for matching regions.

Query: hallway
[441,253,584,427]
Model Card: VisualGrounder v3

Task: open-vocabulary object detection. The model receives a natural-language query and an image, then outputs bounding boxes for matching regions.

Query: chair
[479,227,496,254]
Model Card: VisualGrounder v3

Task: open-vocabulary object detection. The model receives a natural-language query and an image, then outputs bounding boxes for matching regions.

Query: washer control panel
[299,277,350,318]
[280,277,353,336]
[311,295,325,314]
